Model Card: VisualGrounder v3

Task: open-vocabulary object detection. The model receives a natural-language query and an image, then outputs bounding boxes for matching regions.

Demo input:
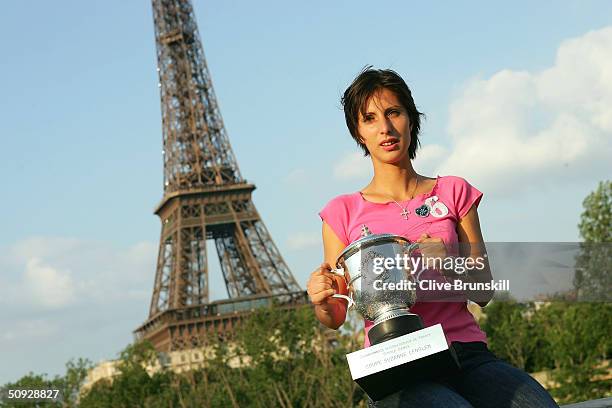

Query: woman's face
[357,88,412,164]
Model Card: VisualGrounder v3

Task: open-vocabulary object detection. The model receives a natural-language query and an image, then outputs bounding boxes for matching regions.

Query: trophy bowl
[330,225,423,345]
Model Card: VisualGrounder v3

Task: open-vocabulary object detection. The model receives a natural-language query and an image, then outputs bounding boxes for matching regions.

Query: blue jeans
[368,342,559,408]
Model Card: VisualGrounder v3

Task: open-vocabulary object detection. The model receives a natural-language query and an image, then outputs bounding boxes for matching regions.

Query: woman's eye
[388,110,400,117]
[363,115,375,122]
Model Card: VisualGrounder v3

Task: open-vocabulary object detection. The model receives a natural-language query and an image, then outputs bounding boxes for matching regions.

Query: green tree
[481,181,612,403]
[0,358,93,408]
[203,306,365,407]
[536,302,612,402]
[578,180,611,243]
[56,358,94,407]
[480,296,550,372]
[0,372,61,408]
[574,180,612,301]
[79,340,180,408]
[78,306,367,407]
[547,179,612,402]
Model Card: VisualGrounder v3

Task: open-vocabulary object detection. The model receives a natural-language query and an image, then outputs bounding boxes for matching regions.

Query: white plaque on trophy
[346,324,449,380]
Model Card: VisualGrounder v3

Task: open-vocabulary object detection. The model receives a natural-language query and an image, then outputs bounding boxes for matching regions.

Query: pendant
[400,208,409,220]
[415,204,430,217]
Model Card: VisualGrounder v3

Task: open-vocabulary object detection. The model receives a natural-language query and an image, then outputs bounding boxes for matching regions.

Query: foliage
[231,306,365,407]
[77,306,367,408]
[79,340,179,408]
[0,358,93,408]
[480,297,548,372]
[61,358,95,405]
[574,242,612,301]
[578,180,611,243]
[536,302,612,402]
[481,300,611,403]
[542,179,612,402]
[4,303,610,406]
[573,180,612,301]
[482,180,612,403]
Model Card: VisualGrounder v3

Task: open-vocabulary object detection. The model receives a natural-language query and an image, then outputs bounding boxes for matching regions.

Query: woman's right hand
[306,262,337,305]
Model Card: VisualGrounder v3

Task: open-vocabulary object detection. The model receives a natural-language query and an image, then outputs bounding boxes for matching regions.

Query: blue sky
[1,0,611,384]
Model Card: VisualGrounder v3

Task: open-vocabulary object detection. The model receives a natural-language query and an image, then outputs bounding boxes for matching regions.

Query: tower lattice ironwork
[135,0,306,351]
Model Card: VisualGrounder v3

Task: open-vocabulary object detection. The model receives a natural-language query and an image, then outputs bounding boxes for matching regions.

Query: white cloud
[0,237,157,310]
[286,231,320,250]
[24,258,75,308]
[0,238,159,383]
[438,27,612,194]
[332,152,372,180]
[413,144,449,175]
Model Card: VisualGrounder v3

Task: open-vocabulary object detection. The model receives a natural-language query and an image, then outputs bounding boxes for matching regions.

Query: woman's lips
[380,140,399,151]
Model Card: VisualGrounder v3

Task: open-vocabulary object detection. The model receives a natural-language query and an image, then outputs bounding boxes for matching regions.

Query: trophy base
[345,324,460,402]
[368,313,424,345]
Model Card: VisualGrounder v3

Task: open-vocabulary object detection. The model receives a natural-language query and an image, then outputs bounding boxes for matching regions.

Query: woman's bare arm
[308,221,349,329]
[456,206,494,307]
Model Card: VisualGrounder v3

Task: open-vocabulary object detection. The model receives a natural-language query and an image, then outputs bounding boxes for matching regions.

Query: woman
[306,68,559,408]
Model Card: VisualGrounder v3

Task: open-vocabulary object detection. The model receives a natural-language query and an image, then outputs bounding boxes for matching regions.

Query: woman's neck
[364,158,419,198]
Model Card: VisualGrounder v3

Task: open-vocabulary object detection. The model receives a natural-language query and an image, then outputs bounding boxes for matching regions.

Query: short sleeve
[452,177,483,220]
[318,196,350,246]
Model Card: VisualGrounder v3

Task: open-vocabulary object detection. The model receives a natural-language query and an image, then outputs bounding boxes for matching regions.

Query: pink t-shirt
[319,175,487,347]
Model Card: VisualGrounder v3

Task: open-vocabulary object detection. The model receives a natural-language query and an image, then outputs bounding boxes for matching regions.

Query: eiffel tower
[135,0,307,352]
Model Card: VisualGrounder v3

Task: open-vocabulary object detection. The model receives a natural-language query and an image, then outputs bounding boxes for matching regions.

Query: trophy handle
[331,293,354,309]
[329,267,345,276]
[328,267,354,308]
[405,242,420,253]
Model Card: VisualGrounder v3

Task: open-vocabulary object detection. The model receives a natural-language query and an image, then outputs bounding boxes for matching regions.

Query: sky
[1,0,611,384]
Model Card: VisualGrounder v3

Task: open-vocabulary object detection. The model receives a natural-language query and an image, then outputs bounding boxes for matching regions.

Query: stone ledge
[561,397,612,408]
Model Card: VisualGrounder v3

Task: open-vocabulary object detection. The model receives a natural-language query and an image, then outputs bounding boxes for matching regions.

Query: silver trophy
[327,224,459,401]
[329,224,424,344]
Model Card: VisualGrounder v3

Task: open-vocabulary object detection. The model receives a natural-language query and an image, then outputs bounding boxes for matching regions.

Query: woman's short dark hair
[341,66,424,159]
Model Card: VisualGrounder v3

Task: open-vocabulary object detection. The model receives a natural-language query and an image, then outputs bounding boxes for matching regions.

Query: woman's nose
[379,117,393,134]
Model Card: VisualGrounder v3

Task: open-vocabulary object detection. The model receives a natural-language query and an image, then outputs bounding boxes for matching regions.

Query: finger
[314,261,334,272]
[307,278,332,294]
[313,274,334,286]
[312,266,329,276]
[310,289,336,304]
[321,270,342,281]
[315,275,333,286]
[416,233,429,243]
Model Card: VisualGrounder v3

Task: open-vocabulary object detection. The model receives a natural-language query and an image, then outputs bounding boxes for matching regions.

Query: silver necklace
[385,176,420,220]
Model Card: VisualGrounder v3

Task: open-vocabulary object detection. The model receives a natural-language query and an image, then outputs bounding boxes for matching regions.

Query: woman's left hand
[416,233,447,265]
